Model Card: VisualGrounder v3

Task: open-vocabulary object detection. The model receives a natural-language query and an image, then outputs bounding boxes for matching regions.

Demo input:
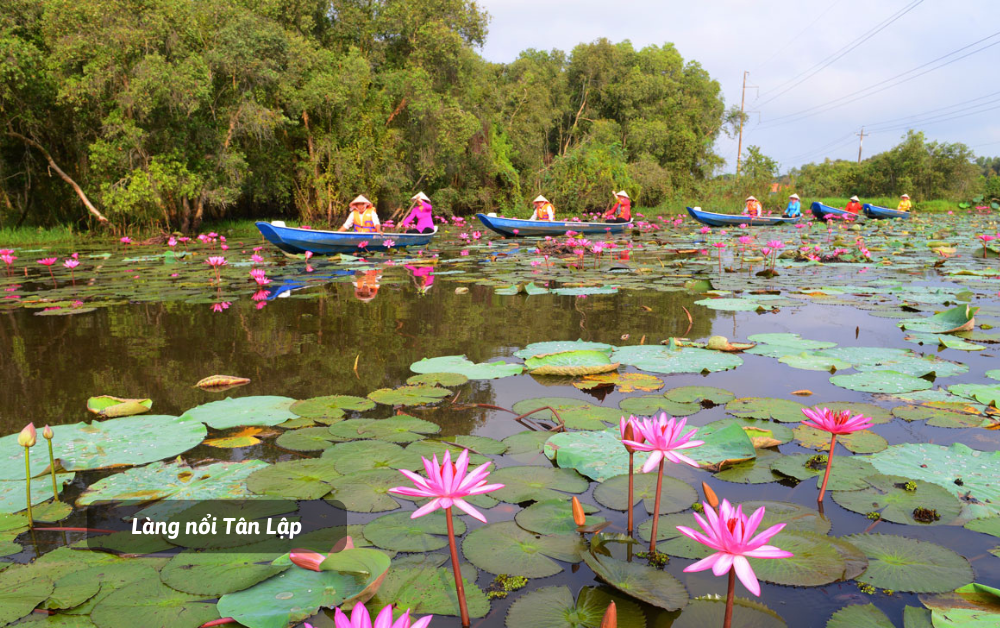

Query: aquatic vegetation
[799,407,874,502]
[17,423,36,526]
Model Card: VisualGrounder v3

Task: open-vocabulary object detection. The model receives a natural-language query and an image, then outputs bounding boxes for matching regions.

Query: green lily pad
[76,459,268,521]
[714,449,783,484]
[91,579,218,628]
[321,440,423,473]
[43,568,102,610]
[831,475,962,525]
[324,469,407,513]
[369,563,488,618]
[406,372,469,387]
[668,596,786,628]
[159,552,288,597]
[504,586,646,628]
[898,304,978,333]
[830,371,933,393]
[820,402,894,425]
[525,350,618,375]
[0,567,55,625]
[778,352,852,372]
[771,454,878,491]
[965,517,1000,537]
[575,372,664,393]
[0,475,75,514]
[869,443,1000,519]
[725,397,808,423]
[593,473,697,515]
[502,431,553,464]
[367,385,452,406]
[86,396,153,417]
[920,583,1000,627]
[246,459,341,499]
[843,533,973,593]
[694,297,773,312]
[54,562,162,616]
[612,345,742,374]
[514,340,615,359]
[890,404,987,428]
[216,548,391,628]
[514,499,605,535]
[618,395,700,418]
[290,395,374,421]
[948,383,1000,406]
[404,441,490,467]
[410,355,523,379]
[434,435,507,455]
[363,511,466,553]
[793,425,888,454]
[580,551,688,611]
[817,347,968,377]
[511,397,620,430]
[987,370,1000,382]
[180,396,297,429]
[275,427,338,451]
[327,417,441,443]
[489,466,588,503]
[462,521,585,577]
[664,386,736,405]
[746,333,837,357]
[747,530,857,587]
[826,604,894,628]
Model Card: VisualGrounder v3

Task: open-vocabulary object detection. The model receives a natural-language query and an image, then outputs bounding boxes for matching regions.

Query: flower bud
[289,549,325,572]
[18,423,36,448]
[701,482,719,509]
[42,425,53,440]
[571,496,586,527]
[600,601,617,628]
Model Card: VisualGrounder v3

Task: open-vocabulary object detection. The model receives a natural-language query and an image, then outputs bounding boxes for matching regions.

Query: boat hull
[685,207,801,227]
[863,203,910,219]
[810,202,860,220]
[255,222,436,254]
[476,213,632,237]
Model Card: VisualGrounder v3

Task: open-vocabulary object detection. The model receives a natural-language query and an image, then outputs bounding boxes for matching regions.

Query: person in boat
[845,195,862,214]
[339,195,383,233]
[744,196,763,218]
[400,192,435,233]
[405,264,435,295]
[897,194,912,212]
[602,191,632,223]
[354,269,381,302]
[529,195,555,221]
[784,193,802,218]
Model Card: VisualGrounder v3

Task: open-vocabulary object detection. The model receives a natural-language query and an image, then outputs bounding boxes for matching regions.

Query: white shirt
[341,208,380,230]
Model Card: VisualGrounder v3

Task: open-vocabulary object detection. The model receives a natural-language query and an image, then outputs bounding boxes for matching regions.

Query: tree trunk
[6,129,110,224]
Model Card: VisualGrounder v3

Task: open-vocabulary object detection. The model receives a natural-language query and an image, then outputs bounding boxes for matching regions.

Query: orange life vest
[536,202,555,221]
[351,207,378,233]
[746,200,762,217]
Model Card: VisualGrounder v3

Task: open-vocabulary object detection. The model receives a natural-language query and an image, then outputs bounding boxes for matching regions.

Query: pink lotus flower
[1,254,16,267]
[512,229,519,235]
[63,259,79,270]
[676,499,793,597]
[304,250,314,260]
[699,226,711,234]
[251,289,269,301]
[210,302,231,313]
[167,237,177,247]
[389,449,503,523]
[357,241,369,249]
[0,249,12,256]
[249,269,270,286]
[801,407,873,435]
[251,254,264,263]
[623,414,704,473]
[205,256,227,268]
[383,239,395,248]
[38,258,57,266]
[120,237,132,245]
[460,250,469,256]
[712,242,726,249]
[327,602,432,628]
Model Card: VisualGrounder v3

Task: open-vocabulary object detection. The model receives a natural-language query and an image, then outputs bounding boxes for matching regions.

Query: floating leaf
[948,383,1000,407]
[369,563,488,618]
[825,604,894,628]
[514,340,615,359]
[920,582,1000,627]
[504,586,646,628]
[514,499,605,535]
[181,396,296,429]
[290,395,375,421]
[462,521,584,577]
[891,404,987,428]
[593,473,697,515]
[580,552,688,611]
[324,469,408,513]
[831,475,962,525]
[830,371,933,393]
[526,350,620,376]
[0,475,75,514]
[367,385,452,406]
[204,427,265,448]
[843,533,973,592]
[502,431,553,464]
[793,425,888,454]
[363,511,466,552]
[898,304,978,333]
[574,372,664,393]
[668,596,786,628]
[778,352,851,372]
[511,397,619,430]
[771,454,877,491]
[489,466,588,503]
[612,345,742,374]
[406,372,469,387]
[275,427,338,451]
[86,396,152,418]
[726,397,807,423]
[159,552,288,597]
[0,567,54,625]
[694,297,773,312]
[194,375,251,391]
[246,459,341,499]
[618,395,700,418]
[746,333,837,357]
[321,440,423,473]
[664,386,736,405]
[715,449,783,484]
[410,355,523,379]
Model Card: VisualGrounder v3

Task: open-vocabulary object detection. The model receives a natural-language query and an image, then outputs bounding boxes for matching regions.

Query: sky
[475,0,1000,174]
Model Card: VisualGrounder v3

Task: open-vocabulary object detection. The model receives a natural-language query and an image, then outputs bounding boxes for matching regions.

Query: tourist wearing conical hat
[400,192,435,234]
[784,193,802,218]
[744,195,762,218]
[897,193,912,212]
[845,195,862,215]
[339,195,382,233]
[353,269,381,302]
[530,195,555,221]
[603,190,632,223]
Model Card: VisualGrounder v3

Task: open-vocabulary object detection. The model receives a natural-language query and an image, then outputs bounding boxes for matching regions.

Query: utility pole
[856,127,868,163]
[736,71,749,175]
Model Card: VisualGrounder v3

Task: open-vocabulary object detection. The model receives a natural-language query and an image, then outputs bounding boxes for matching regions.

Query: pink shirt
[400,201,434,231]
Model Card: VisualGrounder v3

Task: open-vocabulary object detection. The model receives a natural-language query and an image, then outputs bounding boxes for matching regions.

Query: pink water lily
[249,268,270,286]
[390,449,502,523]
[801,407,873,502]
[383,239,395,248]
[619,416,646,535]
[38,257,57,266]
[323,602,432,628]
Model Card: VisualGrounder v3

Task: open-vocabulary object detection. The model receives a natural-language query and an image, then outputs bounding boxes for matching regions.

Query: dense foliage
[0,0,726,230]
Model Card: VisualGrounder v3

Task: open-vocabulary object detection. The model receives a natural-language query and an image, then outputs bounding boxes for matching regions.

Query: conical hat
[745,196,757,201]
[411,192,430,202]
[615,190,630,199]
[850,195,859,201]
[789,193,800,199]
[900,194,909,198]
[533,195,549,204]
[350,195,371,206]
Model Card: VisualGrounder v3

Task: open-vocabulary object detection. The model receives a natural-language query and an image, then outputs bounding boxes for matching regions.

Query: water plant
[42,424,57,501]
[800,407,874,502]
[18,423,37,526]
[618,416,644,535]
[205,255,227,283]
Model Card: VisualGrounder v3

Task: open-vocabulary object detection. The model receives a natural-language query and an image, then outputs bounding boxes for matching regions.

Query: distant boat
[256,221,436,255]
[810,202,861,221]
[686,207,801,227]
[476,213,632,237]
[863,203,911,220]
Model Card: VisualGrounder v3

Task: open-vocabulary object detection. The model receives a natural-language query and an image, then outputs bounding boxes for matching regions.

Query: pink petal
[744,545,794,559]
[712,552,734,576]
[411,499,444,519]
[683,552,722,573]
[733,556,761,596]
[334,608,352,628]
[452,498,487,523]
[351,602,371,628]
[640,451,664,473]
[373,605,395,628]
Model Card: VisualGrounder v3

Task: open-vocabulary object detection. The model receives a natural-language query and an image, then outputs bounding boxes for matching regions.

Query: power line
[869,101,1000,135]
[759,30,1000,128]
[752,0,845,73]
[753,0,924,108]
[863,88,1000,129]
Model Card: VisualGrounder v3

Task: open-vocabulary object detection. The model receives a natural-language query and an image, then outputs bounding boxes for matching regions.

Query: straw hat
[746,196,757,202]
[354,289,378,303]
[900,194,910,199]
[411,192,431,202]
[615,190,630,199]
[350,195,372,206]
[850,195,860,202]
[533,195,549,204]
[789,193,800,200]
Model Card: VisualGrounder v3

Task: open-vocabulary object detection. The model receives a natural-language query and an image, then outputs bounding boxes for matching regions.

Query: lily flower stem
[24,446,33,527]
[47,439,58,501]
[723,568,736,628]
[648,459,665,553]
[627,453,634,535]
[818,435,837,503]
[445,507,470,627]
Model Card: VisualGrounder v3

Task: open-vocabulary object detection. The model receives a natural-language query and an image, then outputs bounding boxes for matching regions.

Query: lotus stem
[627,452,635,535]
[24,447,33,527]
[445,507,470,627]
[648,458,665,552]
[724,567,736,628]
[817,434,837,503]
[46,439,57,501]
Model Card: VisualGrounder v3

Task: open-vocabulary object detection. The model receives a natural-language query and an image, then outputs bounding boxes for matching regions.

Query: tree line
[0,0,730,230]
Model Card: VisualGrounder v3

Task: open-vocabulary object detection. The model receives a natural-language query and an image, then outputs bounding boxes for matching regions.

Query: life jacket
[536,202,555,221]
[897,199,911,212]
[845,201,861,214]
[351,207,378,233]
[611,200,631,221]
[746,200,762,217]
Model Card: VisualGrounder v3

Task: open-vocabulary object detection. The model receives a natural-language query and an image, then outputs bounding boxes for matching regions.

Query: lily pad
[965,517,1000,538]
[612,345,742,374]
[159,552,289,597]
[664,386,736,405]
[321,440,423,473]
[669,596,786,628]
[514,340,615,359]
[514,499,605,535]
[771,454,878,491]
[410,355,523,379]
[327,417,441,443]
[246,459,341,499]
[920,582,1000,627]
[891,404,987,428]
[826,604,894,628]
[618,395,700,418]
[204,427,265,448]
[290,395,375,421]
[843,533,973,593]
[406,372,469,387]
[86,396,152,417]
[725,397,808,423]
[489,466,588,504]
[793,425,888,454]
[363,511,466,553]
[504,586,646,628]
[324,469,408,513]
[898,304,978,333]
[580,551,688,611]
[526,350,619,376]
[746,333,837,357]
[369,563,488,618]
[0,567,55,625]
[180,396,296,429]
[575,372,664,393]
[778,352,851,372]
[462,521,585,577]
[830,371,933,393]
[948,383,1000,406]
[367,385,452,406]
[694,297,773,312]
[593,473,697,515]
[714,449,783,484]
[831,475,962,525]
[275,427,339,451]
[511,397,620,430]
[404,440,490,467]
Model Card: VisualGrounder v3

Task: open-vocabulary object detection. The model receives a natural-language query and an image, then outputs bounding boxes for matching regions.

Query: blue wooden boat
[256,221,436,255]
[810,202,861,221]
[863,203,911,220]
[686,207,801,227]
[476,213,632,237]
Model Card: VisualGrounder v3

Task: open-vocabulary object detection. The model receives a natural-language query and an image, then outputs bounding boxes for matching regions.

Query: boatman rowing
[530,195,555,221]
[339,195,383,233]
